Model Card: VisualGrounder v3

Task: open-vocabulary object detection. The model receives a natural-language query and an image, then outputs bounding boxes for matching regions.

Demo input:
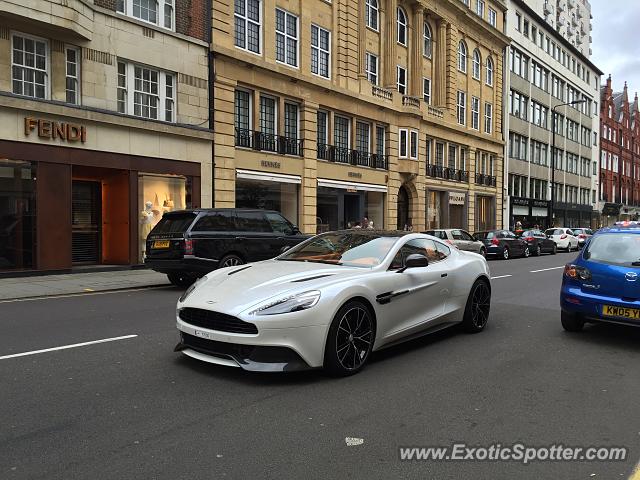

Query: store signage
[511,196,529,207]
[24,117,87,143]
[449,192,465,205]
[532,200,549,208]
[261,160,281,169]
[346,188,358,192]
[602,202,622,216]
[348,172,363,179]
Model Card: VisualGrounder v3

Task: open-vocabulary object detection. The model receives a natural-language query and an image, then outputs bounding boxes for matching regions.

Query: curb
[0,283,175,303]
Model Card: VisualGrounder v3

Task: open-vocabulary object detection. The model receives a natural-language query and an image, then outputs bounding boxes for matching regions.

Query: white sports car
[175,230,491,376]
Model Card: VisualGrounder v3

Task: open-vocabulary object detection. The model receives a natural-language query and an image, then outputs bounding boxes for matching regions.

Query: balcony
[402,95,420,109]
[235,128,303,156]
[426,165,470,182]
[317,144,388,170]
[427,105,445,119]
[475,173,497,187]
[372,85,393,101]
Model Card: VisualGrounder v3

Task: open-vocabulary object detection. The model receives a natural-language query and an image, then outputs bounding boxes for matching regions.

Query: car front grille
[178,308,258,334]
[180,332,256,358]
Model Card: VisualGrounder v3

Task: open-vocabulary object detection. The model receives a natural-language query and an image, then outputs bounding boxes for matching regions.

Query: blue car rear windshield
[584,233,640,267]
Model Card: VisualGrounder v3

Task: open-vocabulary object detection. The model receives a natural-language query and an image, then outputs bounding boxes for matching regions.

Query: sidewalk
[0,269,172,301]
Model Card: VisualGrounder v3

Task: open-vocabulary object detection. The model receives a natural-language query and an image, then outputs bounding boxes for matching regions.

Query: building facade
[503,0,601,230]
[212,0,508,235]
[599,76,640,224]
[0,0,213,273]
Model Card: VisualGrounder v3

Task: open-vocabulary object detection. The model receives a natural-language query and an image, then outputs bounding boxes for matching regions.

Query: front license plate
[194,329,212,339]
[153,240,170,249]
[602,305,640,320]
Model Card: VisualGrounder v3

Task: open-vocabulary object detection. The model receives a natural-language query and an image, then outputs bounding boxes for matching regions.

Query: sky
[590,1,640,95]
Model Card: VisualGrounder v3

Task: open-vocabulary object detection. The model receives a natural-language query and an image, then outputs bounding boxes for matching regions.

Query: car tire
[219,254,245,268]
[551,244,557,255]
[167,273,195,287]
[535,245,542,256]
[324,300,375,377]
[461,279,491,333]
[523,247,531,258]
[502,247,510,260]
[479,247,486,258]
[561,310,584,332]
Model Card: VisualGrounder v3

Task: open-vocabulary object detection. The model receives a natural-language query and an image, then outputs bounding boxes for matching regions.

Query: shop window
[236,179,299,224]
[12,34,48,99]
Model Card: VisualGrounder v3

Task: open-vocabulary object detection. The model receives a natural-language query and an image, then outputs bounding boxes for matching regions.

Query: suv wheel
[219,254,244,268]
[551,244,557,255]
[167,273,195,287]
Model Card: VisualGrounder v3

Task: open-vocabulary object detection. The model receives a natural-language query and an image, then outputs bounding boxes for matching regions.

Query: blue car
[560,221,640,331]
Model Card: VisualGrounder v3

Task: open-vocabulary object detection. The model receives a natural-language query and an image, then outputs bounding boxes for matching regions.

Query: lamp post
[550,99,587,228]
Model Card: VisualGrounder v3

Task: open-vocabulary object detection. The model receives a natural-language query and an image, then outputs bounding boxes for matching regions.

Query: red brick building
[599,76,640,223]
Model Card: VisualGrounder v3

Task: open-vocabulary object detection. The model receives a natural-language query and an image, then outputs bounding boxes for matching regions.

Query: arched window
[457,41,467,73]
[423,22,432,58]
[486,56,494,86]
[397,7,407,46]
[472,49,481,79]
[365,0,378,31]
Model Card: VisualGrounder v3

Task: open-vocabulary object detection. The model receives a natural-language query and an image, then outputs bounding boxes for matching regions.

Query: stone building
[599,76,640,224]
[0,0,213,273]
[212,0,508,234]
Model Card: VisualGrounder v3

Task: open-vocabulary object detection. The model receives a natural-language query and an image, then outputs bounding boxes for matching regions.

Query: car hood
[181,260,368,315]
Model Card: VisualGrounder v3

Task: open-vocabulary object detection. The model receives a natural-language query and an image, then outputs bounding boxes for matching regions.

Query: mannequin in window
[140,201,154,259]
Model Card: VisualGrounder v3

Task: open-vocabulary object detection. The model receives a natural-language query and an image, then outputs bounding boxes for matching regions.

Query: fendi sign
[24,117,87,143]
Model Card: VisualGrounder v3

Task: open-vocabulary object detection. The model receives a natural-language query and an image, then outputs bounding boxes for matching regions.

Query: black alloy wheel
[502,247,510,260]
[462,280,491,333]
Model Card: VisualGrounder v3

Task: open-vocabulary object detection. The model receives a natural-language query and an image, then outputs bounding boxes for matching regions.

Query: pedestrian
[354,221,362,229]
[367,220,374,229]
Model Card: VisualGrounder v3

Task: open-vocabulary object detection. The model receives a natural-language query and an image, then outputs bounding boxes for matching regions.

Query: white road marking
[0,285,173,304]
[490,275,513,280]
[530,266,565,273]
[0,335,138,360]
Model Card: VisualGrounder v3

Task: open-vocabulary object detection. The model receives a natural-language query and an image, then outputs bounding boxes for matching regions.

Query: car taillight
[564,264,591,281]
[578,234,586,239]
[491,238,499,245]
[184,239,194,255]
[525,236,534,242]
[560,234,567,239]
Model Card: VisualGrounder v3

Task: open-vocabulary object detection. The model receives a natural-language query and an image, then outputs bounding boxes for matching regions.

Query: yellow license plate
[153,240,170,249]
[603,305,640,320]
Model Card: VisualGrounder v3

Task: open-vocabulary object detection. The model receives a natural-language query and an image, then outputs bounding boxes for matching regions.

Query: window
[476,0,484,18]
[334,116,350,149]
[486,57,494,86]
[397,66,406,94]
[365,52,378,85]
[397,7,407,46]
[435,142,444,166]
[376,126,385,156]
[365,0,379,31]
[399,129,408,158]
[356,121,370,153]
[12,34,47,99]
[423,22,432,58]
[423,78,431,104]
[448,145,457,169]
[284,102,298,140]
[471,96,480,130]
[260,96,276,135]
[488,8,497,27]
[234,90,251,133]
[317,110,328,146]
[311,25,330,78]
[515,12,521,31]
[410,131,418,159]
[484,102,493,134]
[65,47,80,105]
[457,91,466,125]
[235,0,261,54]
[118,0,175,30]
[425,138,432,164]
[458,41,467,73]
[472,49,481,80]
[275,9,298,67]
[117,61,175,122]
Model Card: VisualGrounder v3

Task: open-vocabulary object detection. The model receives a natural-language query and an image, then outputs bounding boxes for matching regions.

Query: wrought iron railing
[234,128,304,156]
[426,164,469,182]
[317,144,388,170]
[475,173,497,187]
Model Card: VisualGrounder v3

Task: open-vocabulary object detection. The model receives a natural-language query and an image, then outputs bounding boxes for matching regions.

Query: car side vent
[228,265,252,275]
[291,274,333,283]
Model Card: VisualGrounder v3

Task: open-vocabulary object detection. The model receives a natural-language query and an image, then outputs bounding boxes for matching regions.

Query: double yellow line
[629,462,640,480]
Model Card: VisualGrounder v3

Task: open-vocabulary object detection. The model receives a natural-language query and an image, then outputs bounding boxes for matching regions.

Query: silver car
[424,229,486,257]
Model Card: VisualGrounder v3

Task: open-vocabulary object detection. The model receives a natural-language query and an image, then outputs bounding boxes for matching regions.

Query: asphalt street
[1,251,640,480]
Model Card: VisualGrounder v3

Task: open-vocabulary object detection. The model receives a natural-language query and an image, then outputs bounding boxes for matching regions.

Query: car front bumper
[561,283,640,326]
[175,316,329,371]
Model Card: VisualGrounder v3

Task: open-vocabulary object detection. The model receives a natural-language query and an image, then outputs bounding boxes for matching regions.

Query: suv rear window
[474,231,494,240]
[584,233,640,267]
[152,213,196,234]
[546,229,564,236]
[192,211,235,231]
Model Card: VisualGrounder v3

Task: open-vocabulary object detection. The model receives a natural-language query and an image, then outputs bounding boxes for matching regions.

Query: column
[383,0,397,89]
[410,6,424,97]
[213,75,238,208]
[434,18,447,107]
[358,0,367,79]
[301,102,319,234]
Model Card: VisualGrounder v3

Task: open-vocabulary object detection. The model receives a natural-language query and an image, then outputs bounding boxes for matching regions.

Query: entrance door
[397,185,409,230]
[344,194,361,228]
[72,181,101,264]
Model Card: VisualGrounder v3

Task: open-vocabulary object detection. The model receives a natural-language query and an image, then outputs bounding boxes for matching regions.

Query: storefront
[553,203,594,229]
[426,189,468,230]
[475,195,495,232]
[316,179,386,232]
[235,169,300,225]
[509,197,551,230]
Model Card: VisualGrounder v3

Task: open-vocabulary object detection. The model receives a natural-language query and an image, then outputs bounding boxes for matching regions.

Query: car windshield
[546,229,564,236]
[277,232,400,268]
[151,213,196,234]
[584,233,640,267]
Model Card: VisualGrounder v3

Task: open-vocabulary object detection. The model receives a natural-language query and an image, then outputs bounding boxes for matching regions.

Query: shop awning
[317,178,387,193]
[236,169,301,184]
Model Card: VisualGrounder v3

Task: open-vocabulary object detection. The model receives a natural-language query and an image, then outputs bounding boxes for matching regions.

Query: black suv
[145,209,308,285]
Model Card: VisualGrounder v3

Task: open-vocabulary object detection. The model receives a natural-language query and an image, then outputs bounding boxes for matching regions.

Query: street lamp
[549,99,587,227]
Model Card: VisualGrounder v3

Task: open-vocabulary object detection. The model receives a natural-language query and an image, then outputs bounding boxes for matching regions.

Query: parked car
[423,229,487,256]
[560,221,640,331]
[473,229,530,260]
[517,229,557,256]
[145,209,308,286]
[175,230,492,375]
[571,228,594,248]
[545,228,579,252]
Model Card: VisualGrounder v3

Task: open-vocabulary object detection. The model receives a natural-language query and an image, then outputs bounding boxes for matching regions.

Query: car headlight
[248,290,321,316]
[178,276,207,303]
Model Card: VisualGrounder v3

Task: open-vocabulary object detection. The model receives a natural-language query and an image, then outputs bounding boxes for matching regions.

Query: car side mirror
[292,226,301,234]
[398,254,429,273]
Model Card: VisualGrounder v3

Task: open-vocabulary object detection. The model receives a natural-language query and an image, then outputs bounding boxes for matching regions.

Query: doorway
[72,180,101,264]
[397,185,409,230]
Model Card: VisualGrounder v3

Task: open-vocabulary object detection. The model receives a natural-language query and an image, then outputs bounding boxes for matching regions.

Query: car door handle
[235,236,247,241]
[441,273,448,278]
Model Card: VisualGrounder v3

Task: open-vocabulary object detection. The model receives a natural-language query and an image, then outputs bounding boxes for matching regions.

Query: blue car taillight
[564,264,591,281]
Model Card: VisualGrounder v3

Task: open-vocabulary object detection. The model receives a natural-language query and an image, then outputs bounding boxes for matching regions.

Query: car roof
[163,208,282,215]
[596,225,640,234]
